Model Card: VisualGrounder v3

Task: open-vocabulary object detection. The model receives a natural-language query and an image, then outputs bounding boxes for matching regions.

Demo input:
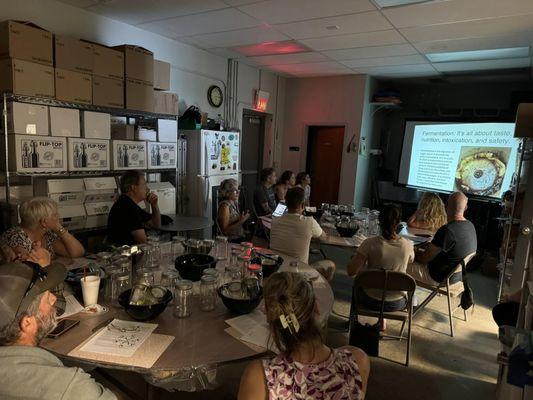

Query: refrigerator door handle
[204,177,210,213]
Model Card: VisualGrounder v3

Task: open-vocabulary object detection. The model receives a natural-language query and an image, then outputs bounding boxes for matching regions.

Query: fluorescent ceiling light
[372,0,433,8]
[427,47,530,63]
[232,41,311,57]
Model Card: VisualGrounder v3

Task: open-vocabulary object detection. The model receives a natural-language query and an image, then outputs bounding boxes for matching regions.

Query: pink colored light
[232,40,311,57]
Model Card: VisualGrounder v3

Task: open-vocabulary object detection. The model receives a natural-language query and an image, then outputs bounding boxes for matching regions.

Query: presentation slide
[399,122,519,199]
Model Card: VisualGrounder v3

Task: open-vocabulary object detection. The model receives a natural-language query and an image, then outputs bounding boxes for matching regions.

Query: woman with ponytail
[238,272,369,400]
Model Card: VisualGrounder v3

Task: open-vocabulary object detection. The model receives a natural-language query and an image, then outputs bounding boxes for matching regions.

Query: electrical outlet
[359,137,368,156]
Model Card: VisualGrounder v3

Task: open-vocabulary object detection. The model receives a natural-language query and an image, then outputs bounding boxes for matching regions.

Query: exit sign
[254,90,270,112]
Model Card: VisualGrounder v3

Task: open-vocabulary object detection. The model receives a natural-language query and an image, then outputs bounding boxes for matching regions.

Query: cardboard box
[126,78,153,112]
[111,125,135,141]
[153,59,170,91]
[92,75,124,108]
[7,102,49,135]
[82,111,111,139]
[58,204,86,231]
[85,201,114,228]
[67,138,110,171]
[153,91,178,115]
[49,107,80,137]
[147,182,175,214]
[0,58,54,97]
[84,176,117,193]
[111,140,147,170]
[113,45,153,83]
[135,127,157,142]
[54,35,93,74]
[0,20,53,65]
[0,185,33,201]
[147,142,176,170]
[55,68,92,104]
[4,135,67,173]
[92,43,124,80]
[36,178,85,206]
[157,119,177,142]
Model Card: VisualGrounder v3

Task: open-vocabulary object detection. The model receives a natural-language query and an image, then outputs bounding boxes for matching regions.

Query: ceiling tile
[249,52,328,65]
[188,26,290,48]
[238,0,375,25]
[222,0,262,5]
[353,63,438,76]
[86,0,229,25]
[414,32,533,54]
[383,0,533,29]
[400,14,533,43]
[57,0,99,7]
[341,54,427,68]
[206,47,249,59]
[433,57,531,72]
[275,11,392,39]
[301,29,405,51]
[138,8,261,37]
[322,43,419,60]
[269,61,352,75]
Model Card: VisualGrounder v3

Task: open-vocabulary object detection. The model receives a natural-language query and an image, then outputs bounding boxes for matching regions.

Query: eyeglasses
[13,262,48,320]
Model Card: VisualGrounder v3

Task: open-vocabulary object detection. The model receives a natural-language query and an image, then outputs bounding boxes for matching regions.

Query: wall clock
[207,85,223,108]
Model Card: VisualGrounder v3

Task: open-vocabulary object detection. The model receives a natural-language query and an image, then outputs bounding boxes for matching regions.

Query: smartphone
[47,319,80,339]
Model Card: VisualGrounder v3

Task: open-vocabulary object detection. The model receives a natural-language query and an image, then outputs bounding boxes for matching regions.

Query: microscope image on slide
[454,146,511,197]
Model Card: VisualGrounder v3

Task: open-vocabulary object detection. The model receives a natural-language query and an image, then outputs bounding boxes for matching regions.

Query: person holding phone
[217,179,250,243]
[107,170,161,246]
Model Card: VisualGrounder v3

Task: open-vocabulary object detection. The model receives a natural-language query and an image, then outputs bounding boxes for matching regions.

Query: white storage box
[67,138,110,171]
[8,102,49,135]
[135,127,157,142]
[4,135,67,173]
[58,204,86,230]
[49,107,80,137]
[35,178,85,206]
[111,140,147,170]
[82,111,111,139]
[84,176,117,193]
[157,119,177,142]
[147,181,175,215]
[0,185,33,201]
[85,201,114,229]
[147,142,176,169]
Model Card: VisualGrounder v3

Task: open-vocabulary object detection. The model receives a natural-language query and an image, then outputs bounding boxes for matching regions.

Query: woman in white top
[347,204,414,313]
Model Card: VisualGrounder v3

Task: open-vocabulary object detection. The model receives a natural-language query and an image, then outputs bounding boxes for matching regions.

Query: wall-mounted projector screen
[398,121,520,199]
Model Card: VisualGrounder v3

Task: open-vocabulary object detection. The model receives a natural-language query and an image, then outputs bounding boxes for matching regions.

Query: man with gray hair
[0,261,117,399]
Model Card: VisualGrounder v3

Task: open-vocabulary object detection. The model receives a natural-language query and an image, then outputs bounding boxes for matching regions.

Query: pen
[91,317,113,333]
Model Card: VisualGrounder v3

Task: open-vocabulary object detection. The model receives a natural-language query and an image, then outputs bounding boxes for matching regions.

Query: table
[154,215,213,234]
[40,249,334,392]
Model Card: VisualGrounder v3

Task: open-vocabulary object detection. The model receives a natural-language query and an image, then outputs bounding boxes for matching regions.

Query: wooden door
[307,126,344,206]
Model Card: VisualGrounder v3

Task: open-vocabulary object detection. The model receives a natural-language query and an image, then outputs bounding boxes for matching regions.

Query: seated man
[270,187,335,281]
[407,191,477,286]
[253,168,277,216]
[107,170,160,246]
[0,261,117,399]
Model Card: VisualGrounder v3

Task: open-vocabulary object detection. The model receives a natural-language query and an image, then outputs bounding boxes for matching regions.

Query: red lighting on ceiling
[232,40,311,57]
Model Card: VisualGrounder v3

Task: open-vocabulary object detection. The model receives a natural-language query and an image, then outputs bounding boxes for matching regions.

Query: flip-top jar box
[7,102,49,135]
[58,204,86,231]
[5,135,67,172]
[111,140,146,170]
[67,138,110,171]
[34,178,85,206]
[147,141,176,170]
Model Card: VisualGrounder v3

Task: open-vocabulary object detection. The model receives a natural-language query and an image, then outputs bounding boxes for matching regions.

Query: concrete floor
[95,245,501,400]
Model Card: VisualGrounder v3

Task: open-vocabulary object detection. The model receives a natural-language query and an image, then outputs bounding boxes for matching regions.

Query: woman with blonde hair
[217,179,249,243]
[238,272,369,400]
[407,192,447,233]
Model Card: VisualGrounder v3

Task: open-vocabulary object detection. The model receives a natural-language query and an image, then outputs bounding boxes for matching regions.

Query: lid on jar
[201,275,217,284]
[240,255,251,261]
[139,269,154,277]
[248,263,262,271]
[162,270,180,278]
[176,280,193,290]
[114,272,130,281]
[215,236,228,242]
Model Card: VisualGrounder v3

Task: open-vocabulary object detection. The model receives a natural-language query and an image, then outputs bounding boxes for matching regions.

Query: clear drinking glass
[200,275,217,311]
[112,272,131,305]
[174,280,193,318]
[215,236,229,260]
[148,237,161,268]
[171,236,186,258]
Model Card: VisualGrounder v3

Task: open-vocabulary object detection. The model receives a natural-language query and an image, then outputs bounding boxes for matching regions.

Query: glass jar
[148,237,161,268]
[369,210,380,236]
[203,268,220,287]
[202,239,215,255]
[239,255,251,281]
[104,265,122,301]
[171,236,186,258]
[112,272,131,305]
[200,275,217,311]
[137,243,153,271]
[136,269,154,286]
[160,270,180,292]
[289,260,300,273]
[247,263,263,286]
[224,264,241,284]
[174,280,193,318]
[214,236,229,260]
[96,252,113,269]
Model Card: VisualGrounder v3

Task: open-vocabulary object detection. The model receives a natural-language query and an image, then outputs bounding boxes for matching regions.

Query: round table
[41,248,334,392]
[155,215,213,234]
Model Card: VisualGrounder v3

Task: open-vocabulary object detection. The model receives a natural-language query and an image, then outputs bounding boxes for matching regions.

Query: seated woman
[347,204,414,313]
[295,172,311,206]
[0,197,85,261]
[238,271,369,400]
[274,170,295,203]
[217,179,250,243]
[407,192,447,233]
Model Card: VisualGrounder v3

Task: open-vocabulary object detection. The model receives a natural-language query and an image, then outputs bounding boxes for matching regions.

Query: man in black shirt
[253,168,277,216]
[107,171,160,245]
[408,191,477,285]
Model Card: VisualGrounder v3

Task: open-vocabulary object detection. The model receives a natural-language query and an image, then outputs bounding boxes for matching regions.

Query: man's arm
[66,368,118,400]
[145,193,161,228]
[131,229,148,244]
[415,243,441,264]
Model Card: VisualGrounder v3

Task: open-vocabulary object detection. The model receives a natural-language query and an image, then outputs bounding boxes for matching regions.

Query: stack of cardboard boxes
[153,59,178,115]
[116,45,154,113]
[92,43,124,108]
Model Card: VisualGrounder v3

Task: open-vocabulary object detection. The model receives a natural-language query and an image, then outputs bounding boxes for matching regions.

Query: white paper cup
[81,276,101,307]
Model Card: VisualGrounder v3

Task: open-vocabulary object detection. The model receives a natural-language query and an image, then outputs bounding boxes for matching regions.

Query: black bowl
[304,209,324,221]
[118,288,172,321]
[261,256,284,278]
[175,253,217,282]
[218,284,263,315]
[336,224,360,238]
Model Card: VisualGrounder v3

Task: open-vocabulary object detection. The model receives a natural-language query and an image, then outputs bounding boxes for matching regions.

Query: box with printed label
[92,76,124,108]
[126,79,153,112]
[82,111,111,139]
[153,59,170,91]
[49,107,80,137]
[147,182,175,214]
[111,140,147,170]
[113,45,153,83]
[0,59,54,97]
[157,119,177,142]
[84,176,117,192]
[0,21,53,65]
[147,142,176,170]
[7,102,49,135]
[37,178,85,206]
[54,35,93,74]
[55,68,92,104]
[67,138,110,171]
[135,127,157,142]
[58,204,86,231]
[153,91,178,115]
[85,201,114,228]
[5,135,67,173]
[92,43,124,80]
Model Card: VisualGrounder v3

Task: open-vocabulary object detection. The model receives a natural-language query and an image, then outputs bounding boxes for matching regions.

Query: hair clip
[279,312,300,334]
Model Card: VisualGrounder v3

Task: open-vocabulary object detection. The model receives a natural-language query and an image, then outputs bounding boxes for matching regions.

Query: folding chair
[413,252,476,337]
[349,270,416,366]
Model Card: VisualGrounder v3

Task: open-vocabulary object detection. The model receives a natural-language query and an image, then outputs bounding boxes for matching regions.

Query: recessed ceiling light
[427,47,530,63]
[231,41,311,57]
[372,0,434,8]
[326,25,340,31]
